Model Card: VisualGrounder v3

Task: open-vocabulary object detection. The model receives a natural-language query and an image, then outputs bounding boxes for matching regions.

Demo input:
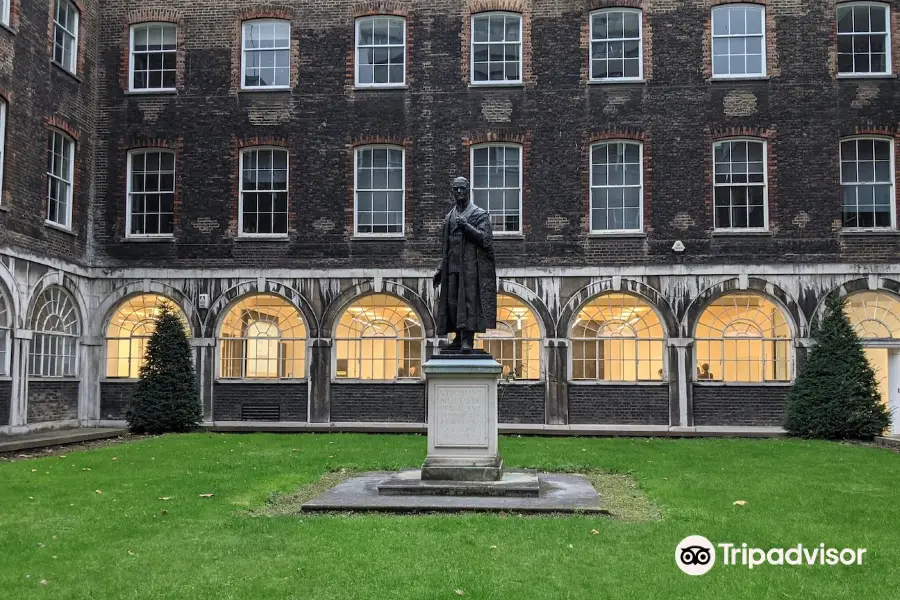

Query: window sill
[0,21,15,35]
[51,61,82,83]
[839,228,900,236]
[125,89,178,96]
[693,381,792,386]
[28,376,81,382]
[215,378,307,384]
[124,236,175,242]
[836,73,895,80]
[469,82,524,89]
[354,85,408,91]
[234,235,290,242]
[569,380,667,386]
[45,220,76,236]
[351,235,405,241]
[494,234,525,240]
[587,78,645,85]
[709,75,769,82]
[332,379,424,384]
[239,87,291,93]
[587,231,646,238]
[0,204,9,212]
[498,379,543,385]
[710,229,772,237]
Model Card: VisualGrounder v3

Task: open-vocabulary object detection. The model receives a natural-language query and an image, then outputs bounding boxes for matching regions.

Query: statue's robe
[435,202,497,335]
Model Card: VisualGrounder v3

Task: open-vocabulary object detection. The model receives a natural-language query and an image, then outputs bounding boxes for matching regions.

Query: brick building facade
[1,0,900,434]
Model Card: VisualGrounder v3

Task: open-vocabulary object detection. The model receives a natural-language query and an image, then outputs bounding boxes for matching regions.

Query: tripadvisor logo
[675,536,868,576]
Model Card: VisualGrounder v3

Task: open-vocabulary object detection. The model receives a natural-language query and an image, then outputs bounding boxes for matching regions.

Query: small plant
[786,294,891,440]
[126,302,202,434]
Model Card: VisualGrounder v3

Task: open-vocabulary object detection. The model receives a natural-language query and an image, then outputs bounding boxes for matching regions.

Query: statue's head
[451,177,470,206]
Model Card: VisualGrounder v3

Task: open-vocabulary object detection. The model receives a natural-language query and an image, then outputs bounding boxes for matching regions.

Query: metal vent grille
[241,404,281,421]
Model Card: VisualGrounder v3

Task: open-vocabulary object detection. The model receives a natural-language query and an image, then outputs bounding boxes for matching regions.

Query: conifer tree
[786,294,891,439]
[126,303,202,434]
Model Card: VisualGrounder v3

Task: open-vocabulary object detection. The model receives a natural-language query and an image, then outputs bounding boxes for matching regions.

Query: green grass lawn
[1,433,898,599]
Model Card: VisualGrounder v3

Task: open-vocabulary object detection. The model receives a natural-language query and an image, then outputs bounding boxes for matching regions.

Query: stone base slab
[301,471,607,514]
[378,469,539,497]
[421,456,503,481]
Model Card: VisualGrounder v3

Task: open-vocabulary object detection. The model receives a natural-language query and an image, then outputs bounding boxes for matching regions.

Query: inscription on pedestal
[435,386,488,447]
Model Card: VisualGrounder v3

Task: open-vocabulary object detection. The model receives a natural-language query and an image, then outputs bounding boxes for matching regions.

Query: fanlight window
[335,294,423,380]
[844,291,900,339]
[29,287,80,377]
[475,294,541,380]
[0,290,10,376]
[695,293,791,382]
[571,293,665,381]
[106,294,189,378]
[218,294,307,379]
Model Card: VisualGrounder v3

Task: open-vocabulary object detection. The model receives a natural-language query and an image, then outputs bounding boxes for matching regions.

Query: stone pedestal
[420,354,503,482]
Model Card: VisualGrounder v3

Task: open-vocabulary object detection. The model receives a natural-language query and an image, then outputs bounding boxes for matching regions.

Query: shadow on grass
[243,469,662,522]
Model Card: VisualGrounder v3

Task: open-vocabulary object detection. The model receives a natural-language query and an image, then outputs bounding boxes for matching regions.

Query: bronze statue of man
[433,176,497,353]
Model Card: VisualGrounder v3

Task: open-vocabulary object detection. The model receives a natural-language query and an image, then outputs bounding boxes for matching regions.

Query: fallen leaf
[37,543,45,548]
[568,544,574,549]
[59,455,66,458]
[328,455,335,458]
[112,457,118,461]
[489,545,498,550]
[28,497,34,500]
[455,590,464,596]
[161,509,168,516]
[52,556,57,560]
[31,469,37,473]
[591,529,599,535]
[292,449,302,452]
[82,468,91,471]
[733,500,747,506]
[158,497,171,501]
[199,493,214,498]
[40,580,49,587]
[127,551,135,556]
[95,490,103,494]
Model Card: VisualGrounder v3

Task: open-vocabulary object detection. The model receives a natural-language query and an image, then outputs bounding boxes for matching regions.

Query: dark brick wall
[0,380,10,426]
[568,384,669,425]
[100,381,137,420]
[331,383,425,423]
[499,383,545,424]
[693,384,790,427]
[87,1,900,270]
[27,380,79,423]
[213,382,308,421]
[0,0,98,263]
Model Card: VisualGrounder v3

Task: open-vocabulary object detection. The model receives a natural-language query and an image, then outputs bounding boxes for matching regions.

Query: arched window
[0,288,10,376]
[106,294,189,378]
[218,294,307,379]
[335,294,423,380]
[695,293,792,382]
[475,294,541,380]
[844,291,900,339]
[571,293,665,381]
[29,287,80,377]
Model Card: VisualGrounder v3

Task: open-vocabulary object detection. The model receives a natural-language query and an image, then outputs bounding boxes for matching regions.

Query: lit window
[241,20,290,89]
[840,137,894,229]
[471,144,521,234]
[571,293,665,381]
[471,12,522,84]
[218,294,307,379]
[695,293,792,383]
[0,289,9,376]
[335,294,423,380]
[105,295,189,378]
[355,145,404,235]
[130,23,177,91]
[713,139,766,230]
[1,0,9,27]
[356,16,405,86]
[47,130,75,229]
[29,287,79,378]
[845,291,900,339]
[127,150,175,237]
[240,148,289,236]
[837,3,891,75]
[475,295,542,380]
[0,99,5,206]
[590,9,643,81]
[53,0,79,73]
[711,4,765,77]
[590,141,642,232]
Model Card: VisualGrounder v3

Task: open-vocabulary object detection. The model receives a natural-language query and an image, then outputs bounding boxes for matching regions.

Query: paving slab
[302,471,608,514]
[0,428,128,453]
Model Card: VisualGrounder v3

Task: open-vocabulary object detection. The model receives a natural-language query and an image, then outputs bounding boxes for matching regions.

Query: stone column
[308,338,332,423]
[191,338,215,421]
[545,339,568,425]
[9,329,30,428]
[668,338,694,428]
[78,336,104,423]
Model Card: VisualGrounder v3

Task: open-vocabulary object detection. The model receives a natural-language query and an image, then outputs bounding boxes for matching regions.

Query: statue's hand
[432,271,441,289]
[455,217,469,230]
